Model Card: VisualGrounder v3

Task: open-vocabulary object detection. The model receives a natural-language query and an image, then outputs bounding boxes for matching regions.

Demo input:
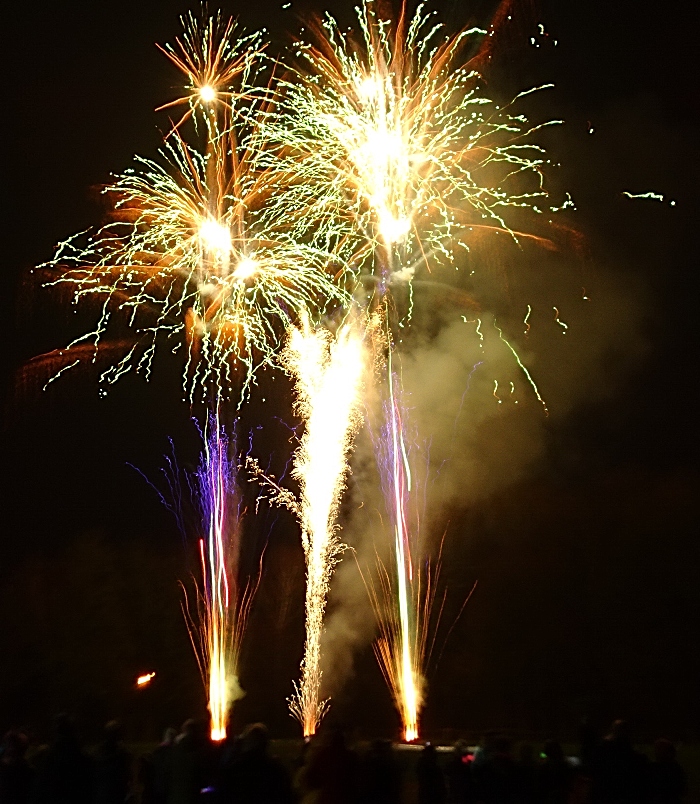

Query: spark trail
[375,363,423,741]
[187,413,253,741]
[283,317,365,735]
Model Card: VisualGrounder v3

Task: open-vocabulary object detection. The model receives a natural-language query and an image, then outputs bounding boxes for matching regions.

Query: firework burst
[42,14,352,403]
[262,0,561,285]
[156,10,264,135]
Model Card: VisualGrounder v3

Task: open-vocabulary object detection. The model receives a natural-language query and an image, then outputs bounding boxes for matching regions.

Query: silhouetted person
[141,729,176,804]
[515,744,537,804]
[33,715,93,804]
[0,731,34,804]
[221,723,293,804]
[417,744,446,804]
[473,736,519,804]
[536,740,574,804]
[445,741,475,804]
[649,740,686,804]
[168,720,210,804]
[94,721,132,804]
[593,720,650,804]
[297,727,358,804]
[361,740,401,804]
[578,719,601,776]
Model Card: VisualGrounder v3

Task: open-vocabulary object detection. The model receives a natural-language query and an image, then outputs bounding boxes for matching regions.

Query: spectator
[445,741,475,804]
[417,743,446,804]
[94,721,132,804]
[592,719,650,804]
[220,723,293,804]
[515,744,537,804]
[361,739,401,804]
[0,731,34,804]
[141,728,176,804]
[33,715,93,804]
[649,739,686,804]
[473,735,519,804]
[297,727,358,804]
[168,720,211,804]
[536,740,574,804]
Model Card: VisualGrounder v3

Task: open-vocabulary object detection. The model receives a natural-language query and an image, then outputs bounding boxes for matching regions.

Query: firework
[42,14,352,403]
[260,1,563,737]
[262,0,561,288]
[155,10,264,135]
[182,412,256,741]
[283,316,366,735]
[378,364,420,741]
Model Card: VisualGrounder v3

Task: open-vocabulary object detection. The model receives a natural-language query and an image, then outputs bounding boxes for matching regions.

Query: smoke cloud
[319,264,648,699]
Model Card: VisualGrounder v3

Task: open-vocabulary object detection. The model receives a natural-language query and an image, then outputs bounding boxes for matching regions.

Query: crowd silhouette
[0,715,689,804]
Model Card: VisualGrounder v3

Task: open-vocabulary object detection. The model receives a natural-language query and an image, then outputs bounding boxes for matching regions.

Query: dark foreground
[0,717,697,804]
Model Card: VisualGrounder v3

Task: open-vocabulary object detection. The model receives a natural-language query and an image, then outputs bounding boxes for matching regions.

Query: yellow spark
[263,1,561,282]
[283,316,366,736]
[155,11,265,133]
[136,672,156,686]
[45,121,352,403]
[494,321,548,415]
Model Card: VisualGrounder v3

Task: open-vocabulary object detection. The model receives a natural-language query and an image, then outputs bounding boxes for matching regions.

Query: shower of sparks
[155,10,265,134]
[283,316,366,736]
[183,412,254,741]
[262,0,561,286]
[42,14,352,403]
[372,363,425,742]
[257,0,562,734]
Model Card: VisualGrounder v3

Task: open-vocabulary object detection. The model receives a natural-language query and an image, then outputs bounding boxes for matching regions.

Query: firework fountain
[40,11,354,740]
[374,358,420,741]
[188,413,251,741]
[283,317,366,736]
[260,0,562,739]
[38,0,564,741]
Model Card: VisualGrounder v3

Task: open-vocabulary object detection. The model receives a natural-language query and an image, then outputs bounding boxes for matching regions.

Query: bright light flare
[199,84,217,103]
[199,218,232,254]
[233,257,258,281]
[379,215,411,244]
[136,672,156,686]
[284,317,366,736]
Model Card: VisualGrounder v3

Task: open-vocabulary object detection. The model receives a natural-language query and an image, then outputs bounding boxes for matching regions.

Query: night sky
[2,0,698,743]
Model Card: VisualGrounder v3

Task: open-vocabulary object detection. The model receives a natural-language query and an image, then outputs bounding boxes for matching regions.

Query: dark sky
[2,0,698,742]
